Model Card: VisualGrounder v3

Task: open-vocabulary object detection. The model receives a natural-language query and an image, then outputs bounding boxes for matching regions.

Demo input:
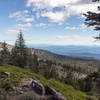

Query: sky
[0,0,100,46]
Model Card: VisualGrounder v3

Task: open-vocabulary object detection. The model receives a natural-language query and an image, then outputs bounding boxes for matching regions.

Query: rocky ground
[6,78,66,100]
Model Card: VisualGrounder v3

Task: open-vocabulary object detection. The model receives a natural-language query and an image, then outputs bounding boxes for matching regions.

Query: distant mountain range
[28,44,100,60]
[0,42,99,61]
[31,48,95,62]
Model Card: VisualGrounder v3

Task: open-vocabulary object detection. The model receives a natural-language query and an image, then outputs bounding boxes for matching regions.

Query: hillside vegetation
[0,66,98,100]
[0,32,100,100]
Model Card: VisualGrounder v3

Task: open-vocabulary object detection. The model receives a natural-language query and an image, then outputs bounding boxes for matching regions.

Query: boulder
[45,86,66,100]
[31,80,45,95]
[19,78,33,89]
[53,92,66,100]
[0,72,11,78]
[19,78,46,95]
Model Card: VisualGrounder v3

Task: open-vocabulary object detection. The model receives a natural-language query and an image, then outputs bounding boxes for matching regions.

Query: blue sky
[0,0,99,45]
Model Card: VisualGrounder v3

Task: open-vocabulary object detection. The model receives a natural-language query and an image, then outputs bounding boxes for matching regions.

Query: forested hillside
[0,66,98,100]
[0,31,100,100]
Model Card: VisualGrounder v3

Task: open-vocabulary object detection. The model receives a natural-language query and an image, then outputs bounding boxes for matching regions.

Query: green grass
[47,79,97,100]
[0,66,98,100]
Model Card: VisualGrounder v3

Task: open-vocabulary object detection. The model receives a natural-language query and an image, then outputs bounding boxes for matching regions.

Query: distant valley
[28,45,100,60]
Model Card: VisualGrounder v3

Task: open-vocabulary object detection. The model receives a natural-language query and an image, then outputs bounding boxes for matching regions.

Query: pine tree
[11,31,28,68]
[0,41,10,65]
[84,0,100,30]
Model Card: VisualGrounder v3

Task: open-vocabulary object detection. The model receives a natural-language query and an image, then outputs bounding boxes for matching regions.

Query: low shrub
[19,93,40,100]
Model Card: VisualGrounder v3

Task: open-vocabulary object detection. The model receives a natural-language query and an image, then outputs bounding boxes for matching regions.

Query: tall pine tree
[11,31,28,68]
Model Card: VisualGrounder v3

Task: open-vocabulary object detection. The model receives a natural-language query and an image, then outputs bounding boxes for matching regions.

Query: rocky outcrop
[31,80,45,95]
[20,78,33,88]
[8,78,66,100]
[0,72,11,78]
[45,86,66,100]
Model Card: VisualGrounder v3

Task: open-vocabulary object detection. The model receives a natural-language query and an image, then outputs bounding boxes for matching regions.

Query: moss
[0,66,98,100]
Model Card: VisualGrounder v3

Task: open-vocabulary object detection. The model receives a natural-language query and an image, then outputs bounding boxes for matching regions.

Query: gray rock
[45,87,66,100]
[7,78,66,100]
[19,78,33,89]
[31,80,45,95]
[0,72,11,78]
